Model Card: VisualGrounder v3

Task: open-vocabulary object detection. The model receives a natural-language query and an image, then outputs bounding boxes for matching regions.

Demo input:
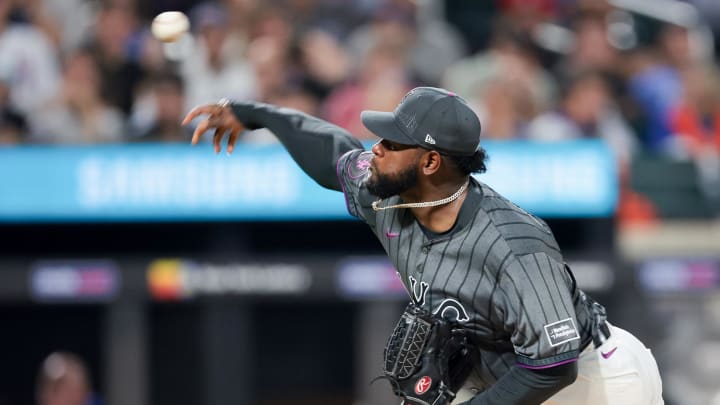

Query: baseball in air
[151,11,190,42]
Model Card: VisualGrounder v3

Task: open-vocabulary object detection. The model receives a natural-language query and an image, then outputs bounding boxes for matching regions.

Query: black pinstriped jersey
[337,150,600,389]
[227,100,604,391]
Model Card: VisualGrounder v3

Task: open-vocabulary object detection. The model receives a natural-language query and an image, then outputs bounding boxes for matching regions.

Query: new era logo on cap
[360,87,482,156]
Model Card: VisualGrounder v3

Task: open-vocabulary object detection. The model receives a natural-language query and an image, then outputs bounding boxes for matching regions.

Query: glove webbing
[384,309,433,380]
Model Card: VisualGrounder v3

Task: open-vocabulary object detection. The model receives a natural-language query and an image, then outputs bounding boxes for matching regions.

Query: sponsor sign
[147,259,312,300]
[0,141,617,222]
[638,259,720,292]
[30,261,119,302]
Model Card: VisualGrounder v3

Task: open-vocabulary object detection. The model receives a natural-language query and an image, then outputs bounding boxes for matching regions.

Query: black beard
[365,165,418,199]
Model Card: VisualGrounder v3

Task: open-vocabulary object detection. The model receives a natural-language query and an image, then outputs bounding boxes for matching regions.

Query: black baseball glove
[379,303,476,405]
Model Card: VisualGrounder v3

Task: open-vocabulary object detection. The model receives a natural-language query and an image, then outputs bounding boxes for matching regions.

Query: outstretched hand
[182,101,245,154]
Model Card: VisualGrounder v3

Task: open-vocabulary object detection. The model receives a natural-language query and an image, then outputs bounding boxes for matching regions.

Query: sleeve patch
[544,318,580,347]
[346,152,372,180]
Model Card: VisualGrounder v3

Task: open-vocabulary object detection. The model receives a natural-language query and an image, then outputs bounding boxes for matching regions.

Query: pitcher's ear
[421,150,442,175]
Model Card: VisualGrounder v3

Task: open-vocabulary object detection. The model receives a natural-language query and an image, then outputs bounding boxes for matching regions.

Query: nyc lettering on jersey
[409,276,469,323]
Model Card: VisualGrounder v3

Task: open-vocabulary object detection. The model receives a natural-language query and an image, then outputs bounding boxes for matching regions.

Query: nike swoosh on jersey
[385,229,400,238]
[601,347,617,359]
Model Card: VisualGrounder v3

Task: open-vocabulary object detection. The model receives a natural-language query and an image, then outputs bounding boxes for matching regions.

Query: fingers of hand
[184,104,242,152]
[182,105,214,126]
[227,128,240,154]
[213,127,227,154]
[191,118,212,145]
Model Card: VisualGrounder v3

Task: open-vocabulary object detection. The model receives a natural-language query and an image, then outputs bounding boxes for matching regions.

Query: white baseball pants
[452,324,664,405]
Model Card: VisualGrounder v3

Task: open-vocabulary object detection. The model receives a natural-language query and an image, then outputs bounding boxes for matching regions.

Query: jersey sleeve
[494,253,581,369]
[229,101,364,191]
[335,149,377,222]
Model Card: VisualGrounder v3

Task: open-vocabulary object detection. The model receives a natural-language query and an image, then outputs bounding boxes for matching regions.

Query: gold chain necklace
[371,180,469,211]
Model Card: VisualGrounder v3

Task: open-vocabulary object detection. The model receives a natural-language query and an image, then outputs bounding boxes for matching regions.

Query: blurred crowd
[0,0,719,219]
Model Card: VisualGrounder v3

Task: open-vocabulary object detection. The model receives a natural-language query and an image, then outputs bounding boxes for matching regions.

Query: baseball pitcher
[182,87,664,405]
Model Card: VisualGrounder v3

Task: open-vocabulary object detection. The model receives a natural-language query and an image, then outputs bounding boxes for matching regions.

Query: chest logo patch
[544,318,580,347]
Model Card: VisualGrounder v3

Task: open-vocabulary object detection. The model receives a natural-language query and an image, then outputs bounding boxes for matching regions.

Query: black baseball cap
[361,87,482,156]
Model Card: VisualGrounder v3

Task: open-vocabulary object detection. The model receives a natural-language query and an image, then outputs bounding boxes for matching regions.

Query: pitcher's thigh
[542,370,646,405]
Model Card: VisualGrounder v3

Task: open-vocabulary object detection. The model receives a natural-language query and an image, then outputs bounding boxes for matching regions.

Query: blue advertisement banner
[0,140,617,222]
